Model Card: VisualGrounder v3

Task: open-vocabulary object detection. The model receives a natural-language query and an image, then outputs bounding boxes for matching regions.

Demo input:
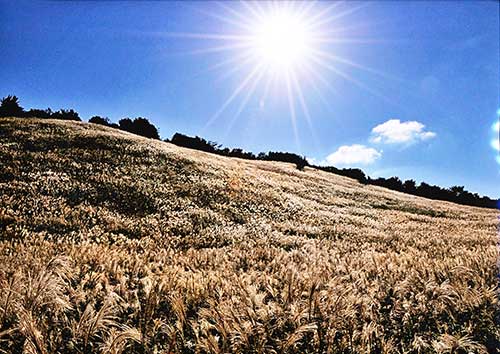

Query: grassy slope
[0,118,498,353]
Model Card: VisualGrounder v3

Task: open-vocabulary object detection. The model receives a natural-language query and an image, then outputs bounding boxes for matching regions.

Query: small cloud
[491,121,499,152]
[371,119,436,144]
[420,131,437,140]
[493,121,499,133]
[491,138,499,151]
[325,144,381,166]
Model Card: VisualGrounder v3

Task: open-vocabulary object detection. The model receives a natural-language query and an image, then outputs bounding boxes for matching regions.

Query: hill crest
[0,117,498,352]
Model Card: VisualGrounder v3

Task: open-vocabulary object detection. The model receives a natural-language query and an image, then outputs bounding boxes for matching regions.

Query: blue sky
[1,1,499,198]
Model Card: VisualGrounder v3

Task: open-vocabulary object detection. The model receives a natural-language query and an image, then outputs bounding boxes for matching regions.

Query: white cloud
[371,119,436,144]
[325,144,381,166]
[490,122,498,152]
[493,121,499,133]
[491,138,500,151]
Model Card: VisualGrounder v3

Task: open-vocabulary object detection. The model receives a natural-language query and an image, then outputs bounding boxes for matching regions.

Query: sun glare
[250,11,312,71]
[164,1,385,148]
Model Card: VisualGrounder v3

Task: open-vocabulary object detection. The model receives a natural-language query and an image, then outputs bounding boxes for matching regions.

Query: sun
[161,1,385,148]
[249,10,313,72]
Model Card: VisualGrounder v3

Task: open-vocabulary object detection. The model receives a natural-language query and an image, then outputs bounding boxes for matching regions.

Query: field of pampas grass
[0,117,499,353]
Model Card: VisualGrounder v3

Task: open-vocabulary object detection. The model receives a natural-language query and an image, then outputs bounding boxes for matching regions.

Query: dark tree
[312,165,367,184]
[171,133,217,152]
[229,148,245,158]
[342,168,367,184]
[229,148,256,160]
[119,117,160,140]
[0,95,24,117]
[132,117,160,139]
[449,186,465,198]
[403,180,417,194]
[259,151,308,168]
[89,116,111,126]
[25,108,52,119]
[295,158,308,171]
[385,177,404,192]
[370,177,387,188]
[51,109,81,121]
[118,118,134,132]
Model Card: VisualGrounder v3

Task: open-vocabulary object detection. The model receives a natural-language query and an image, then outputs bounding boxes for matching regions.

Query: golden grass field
[0,118,499,353]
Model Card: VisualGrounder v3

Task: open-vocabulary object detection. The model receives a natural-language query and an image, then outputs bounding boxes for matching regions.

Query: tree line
[168,133,309,169]
[1,94,497,209]
[0,95,160,140]
[89,116,160,140]
[167,133,498,209]
[0,95,81,121]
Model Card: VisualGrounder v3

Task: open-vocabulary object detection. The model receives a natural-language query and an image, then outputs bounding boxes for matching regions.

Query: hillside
[0,118,498,353]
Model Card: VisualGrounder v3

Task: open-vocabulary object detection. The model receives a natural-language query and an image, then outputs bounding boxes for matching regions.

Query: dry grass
[0,118,498,353]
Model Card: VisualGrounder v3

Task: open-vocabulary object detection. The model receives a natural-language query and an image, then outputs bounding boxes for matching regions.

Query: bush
[119,117,160,140]
[51,109,81,121]
[89,116,111,126]
[25,108,52,119]
[170,133,218,153]
[259,152,308,169]
[0,95,24,117]
[314,165,367,184]
[133,117,160,139]
[0,95,81,121]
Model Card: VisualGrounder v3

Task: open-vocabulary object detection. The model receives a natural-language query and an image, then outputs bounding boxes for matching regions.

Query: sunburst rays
[158,1,396,151]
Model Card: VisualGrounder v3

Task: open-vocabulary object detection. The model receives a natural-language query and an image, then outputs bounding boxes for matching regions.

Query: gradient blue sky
[1,1,499,198]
